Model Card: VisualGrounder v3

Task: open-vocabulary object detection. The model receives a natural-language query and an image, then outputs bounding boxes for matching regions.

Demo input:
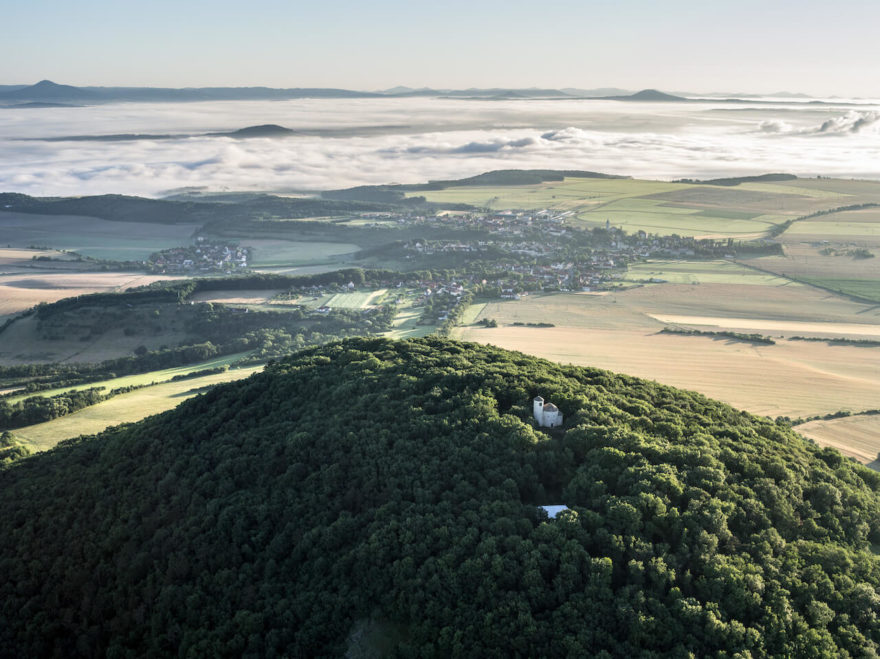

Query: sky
[2,0,879,96]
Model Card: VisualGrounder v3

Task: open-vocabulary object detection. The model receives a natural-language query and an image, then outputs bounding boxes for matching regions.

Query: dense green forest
[1,338,878,657]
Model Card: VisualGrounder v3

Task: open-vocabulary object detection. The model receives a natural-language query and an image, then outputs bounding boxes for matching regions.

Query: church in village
[533,396,563,428]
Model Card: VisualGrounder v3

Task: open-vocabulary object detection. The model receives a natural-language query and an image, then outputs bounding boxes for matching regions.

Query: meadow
[237,238,361,267]
[0,211,199,260]
[12,365,263,452]
[324,289,388,308]
[4,352,251,405]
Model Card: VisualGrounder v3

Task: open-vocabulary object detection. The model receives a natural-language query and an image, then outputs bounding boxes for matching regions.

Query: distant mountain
[4,101,81,109]
[0,80,100,103]
[34,124,296,142]
[80,86,382,102]
[209,124,296,138]
[561,87,633,97]
[601,89,689,102]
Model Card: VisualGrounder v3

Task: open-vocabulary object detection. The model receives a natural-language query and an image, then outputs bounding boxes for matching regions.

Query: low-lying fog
[1,96,879,197]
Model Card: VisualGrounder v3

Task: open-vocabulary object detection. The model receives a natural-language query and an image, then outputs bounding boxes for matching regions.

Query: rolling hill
[0,337,878,656]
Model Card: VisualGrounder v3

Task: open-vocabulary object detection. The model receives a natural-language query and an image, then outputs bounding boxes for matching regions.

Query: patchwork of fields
[411,176,880,239]
[455,262,880,432]
[5,176,880,469]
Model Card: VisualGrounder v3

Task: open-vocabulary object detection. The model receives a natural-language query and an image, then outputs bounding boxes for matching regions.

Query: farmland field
[0,271,178,320]
[3,351,251,405]
[0,313,190,365]
[237,238,360,267]
[797,415,880,468]
[12,365,263,452]
[408,175,880,239]
[623,260,796,286]
[452,324,880,419]
[795,278,880,303]
[452,274,880,420]
[648,314,880,338]
[325,289,388,308]
[410,178,686,211]
[576,198,776,238]
[0,211,199,260]
[786,220,880,239]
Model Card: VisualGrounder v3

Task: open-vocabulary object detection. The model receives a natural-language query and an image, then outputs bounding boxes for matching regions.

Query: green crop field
[786,220,880,238]
[404,176,880,239]
[797,277,880,303]
[240,239,361,267]
[408,178,689,211]
[0,212,198,260]
[576,198,776,237]
[13,365,264,452]
[736,182,844,199]
[4,352,252,405]
[624,260,799,286]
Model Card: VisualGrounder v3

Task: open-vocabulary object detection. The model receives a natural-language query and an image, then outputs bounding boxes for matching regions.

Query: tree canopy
[1,337,878,657]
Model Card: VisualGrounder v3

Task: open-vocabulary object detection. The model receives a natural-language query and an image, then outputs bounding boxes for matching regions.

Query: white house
[533,396,563,428]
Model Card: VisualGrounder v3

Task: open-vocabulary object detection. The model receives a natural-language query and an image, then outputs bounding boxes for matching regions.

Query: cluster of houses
[146,240,250,274]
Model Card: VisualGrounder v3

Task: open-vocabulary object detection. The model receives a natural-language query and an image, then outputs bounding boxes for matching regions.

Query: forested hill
[1,338,879,656]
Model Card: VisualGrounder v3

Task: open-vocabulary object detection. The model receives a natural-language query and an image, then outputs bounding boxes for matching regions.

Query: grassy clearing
[191,289,284,305]
[458,303,488,325]
[325,289,388,309]
[0,313,190,366]
[0,211,199,260]
[4,352,252,404]
[384,303,436,339]
[624,260,797,286]
[13,366,263,452]
[238,238,360,267]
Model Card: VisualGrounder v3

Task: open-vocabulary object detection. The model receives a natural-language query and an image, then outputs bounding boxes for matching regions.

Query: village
[145,239,250,274]
[258,208,768,331]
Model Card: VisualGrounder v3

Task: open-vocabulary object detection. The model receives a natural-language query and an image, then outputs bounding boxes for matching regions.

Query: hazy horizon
[3,1,880,98]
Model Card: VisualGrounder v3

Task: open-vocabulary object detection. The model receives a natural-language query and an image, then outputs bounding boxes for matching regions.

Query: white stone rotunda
[533,396,563,428]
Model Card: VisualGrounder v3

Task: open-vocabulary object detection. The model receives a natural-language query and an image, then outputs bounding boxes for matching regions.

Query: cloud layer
[1,98,879,197]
